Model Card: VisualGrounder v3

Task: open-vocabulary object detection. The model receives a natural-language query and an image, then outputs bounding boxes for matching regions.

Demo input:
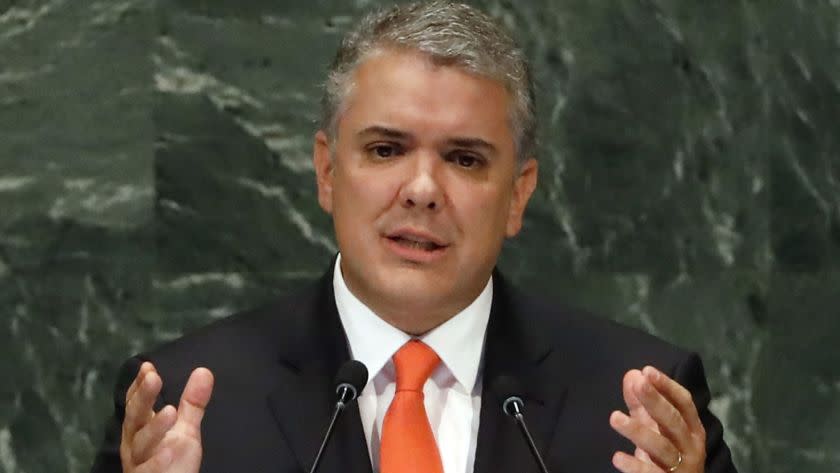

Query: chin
[377,270,451,302]
[380,269,446,293]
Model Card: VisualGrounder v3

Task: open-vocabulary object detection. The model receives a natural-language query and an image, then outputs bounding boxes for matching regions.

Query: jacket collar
[267,258,372,473]
[473,269,567,473]
[266,262,566,473]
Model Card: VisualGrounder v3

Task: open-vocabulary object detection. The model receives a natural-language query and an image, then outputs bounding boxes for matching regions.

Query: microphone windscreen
[334,360,369,393]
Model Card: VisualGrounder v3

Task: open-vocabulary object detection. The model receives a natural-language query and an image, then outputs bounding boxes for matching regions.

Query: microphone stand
[504,396,550,473]
[309,385,356,473]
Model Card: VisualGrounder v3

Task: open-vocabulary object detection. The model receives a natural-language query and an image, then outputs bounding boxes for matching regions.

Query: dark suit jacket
[91,264,737,473]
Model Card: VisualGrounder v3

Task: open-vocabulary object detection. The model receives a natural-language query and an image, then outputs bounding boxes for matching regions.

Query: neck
[339,275,488,337]
[347,285,471,336]
[333,255,492,336]
[374,306,457,336]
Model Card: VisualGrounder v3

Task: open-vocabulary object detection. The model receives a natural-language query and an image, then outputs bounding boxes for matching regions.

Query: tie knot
[393,340,440,392]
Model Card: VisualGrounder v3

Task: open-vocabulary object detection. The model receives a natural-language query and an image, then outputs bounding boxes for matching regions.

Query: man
[92,2,737,473]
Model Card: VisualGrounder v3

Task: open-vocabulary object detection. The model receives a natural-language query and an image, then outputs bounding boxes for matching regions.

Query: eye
[369,143,403,158]
[449,152,483,169]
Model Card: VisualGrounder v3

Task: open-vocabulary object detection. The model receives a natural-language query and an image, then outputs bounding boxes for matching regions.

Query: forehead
[337,50,515,149]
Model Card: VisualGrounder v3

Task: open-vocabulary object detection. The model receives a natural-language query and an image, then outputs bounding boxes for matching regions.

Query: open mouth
[387,236,445,252]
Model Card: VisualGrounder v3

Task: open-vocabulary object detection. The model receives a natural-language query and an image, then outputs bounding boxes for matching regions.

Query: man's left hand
[609,366,707,473]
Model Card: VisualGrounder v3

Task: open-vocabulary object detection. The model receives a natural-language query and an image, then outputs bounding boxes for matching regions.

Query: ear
[313,130,335,214]
[505,158,538,237]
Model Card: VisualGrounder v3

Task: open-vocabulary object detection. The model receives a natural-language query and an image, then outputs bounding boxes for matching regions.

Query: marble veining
[1,1,839,472]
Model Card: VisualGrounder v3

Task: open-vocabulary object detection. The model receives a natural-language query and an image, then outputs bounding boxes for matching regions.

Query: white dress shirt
[333,254,492,473]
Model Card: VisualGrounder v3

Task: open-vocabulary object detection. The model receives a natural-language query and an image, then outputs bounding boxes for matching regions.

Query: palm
[120,364,214,473]
[611,366,707,473]
[160,428,203,473]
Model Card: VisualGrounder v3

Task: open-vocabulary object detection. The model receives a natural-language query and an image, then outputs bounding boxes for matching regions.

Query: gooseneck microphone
[494,375,551,473]
[309,360,369,473]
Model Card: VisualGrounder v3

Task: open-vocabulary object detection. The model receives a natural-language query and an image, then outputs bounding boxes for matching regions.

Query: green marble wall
[1,1,838,472]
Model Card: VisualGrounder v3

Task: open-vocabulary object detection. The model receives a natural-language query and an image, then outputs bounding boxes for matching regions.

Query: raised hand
[609,366,707,473]
[120,362,215,473]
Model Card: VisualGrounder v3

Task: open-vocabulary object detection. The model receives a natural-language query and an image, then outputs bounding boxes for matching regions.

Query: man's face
[313,50,537,333]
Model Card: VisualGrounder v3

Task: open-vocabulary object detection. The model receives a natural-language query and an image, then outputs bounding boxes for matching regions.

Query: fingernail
[613,452,631,469]
[650,367,661,381]
[161,405,175,419]
[612,411,629,426]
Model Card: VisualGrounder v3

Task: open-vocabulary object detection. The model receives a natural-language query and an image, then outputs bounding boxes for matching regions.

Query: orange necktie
[380,340,444,473]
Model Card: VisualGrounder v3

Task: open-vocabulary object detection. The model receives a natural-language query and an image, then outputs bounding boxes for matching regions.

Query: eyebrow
[447,137,497,154]
[357,125,498,154]
[357,125,412,140]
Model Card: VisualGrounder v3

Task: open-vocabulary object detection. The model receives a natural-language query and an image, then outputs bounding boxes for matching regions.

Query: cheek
[333,167,400,220]
[452,187,511,237]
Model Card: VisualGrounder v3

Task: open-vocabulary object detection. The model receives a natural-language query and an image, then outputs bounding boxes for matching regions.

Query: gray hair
[320,1,537,164]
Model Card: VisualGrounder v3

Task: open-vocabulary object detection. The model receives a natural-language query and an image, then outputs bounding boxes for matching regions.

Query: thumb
[176,367,215,432]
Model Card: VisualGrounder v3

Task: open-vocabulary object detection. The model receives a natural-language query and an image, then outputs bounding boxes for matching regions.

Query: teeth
[395,237,438,251]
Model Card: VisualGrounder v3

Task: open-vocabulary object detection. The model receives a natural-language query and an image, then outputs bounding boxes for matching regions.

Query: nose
[398,152,444,211]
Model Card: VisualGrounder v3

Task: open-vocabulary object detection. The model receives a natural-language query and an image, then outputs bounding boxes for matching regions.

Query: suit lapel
[263,264,565,473]
[266,262,373,473]
[474,271,567,473]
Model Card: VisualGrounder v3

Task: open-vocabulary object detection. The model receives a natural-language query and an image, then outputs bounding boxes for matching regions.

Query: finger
[125,362,156,405]
[612,451,662,473]
[643,366,704,433]
[633,376,692,453]
[610,410,681,471]
[622,370,658,430]
[124,370,163,440]
[175,367,215,434]
[634,447,654,464]
[131,405,177,465]
[133,447,173,473]
[622,369,644,412]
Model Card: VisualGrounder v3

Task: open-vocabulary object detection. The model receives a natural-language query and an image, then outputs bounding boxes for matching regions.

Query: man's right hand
[120,362,215,473]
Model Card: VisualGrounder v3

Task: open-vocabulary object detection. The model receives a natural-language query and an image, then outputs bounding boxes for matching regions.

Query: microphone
[309,360,369,473]
[334,360,368,406]
[493,375,551,473]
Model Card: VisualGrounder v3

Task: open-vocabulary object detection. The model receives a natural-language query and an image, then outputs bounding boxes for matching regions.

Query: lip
[385,228,449,247]
[382,228,450,263]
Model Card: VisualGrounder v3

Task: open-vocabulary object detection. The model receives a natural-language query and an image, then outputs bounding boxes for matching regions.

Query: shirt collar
[333,253,492,392]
